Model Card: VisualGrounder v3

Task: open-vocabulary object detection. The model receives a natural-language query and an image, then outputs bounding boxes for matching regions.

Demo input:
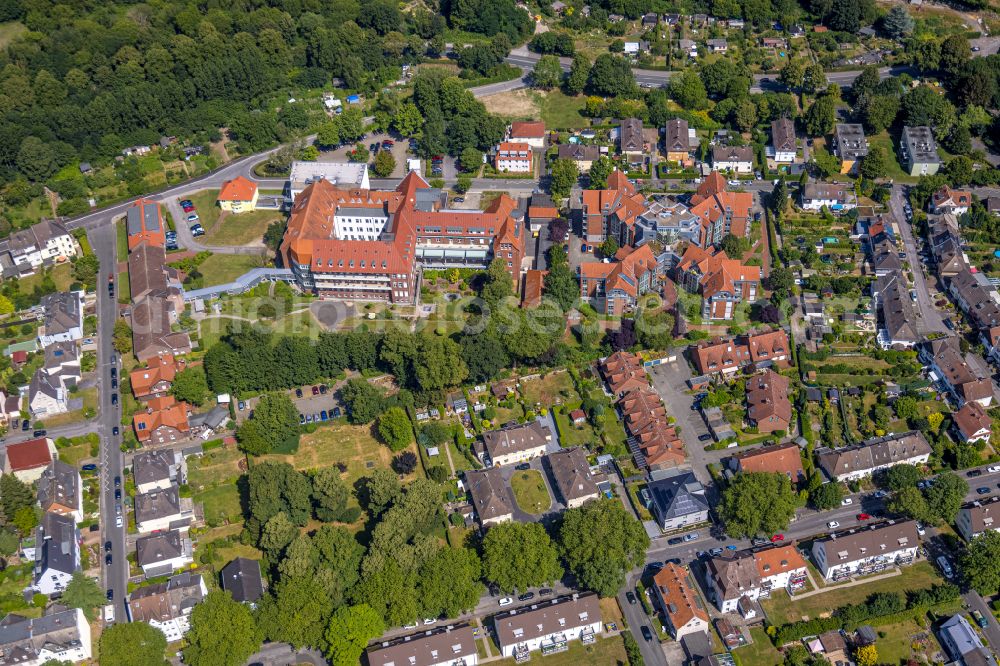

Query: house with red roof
[494,142,532,173]
[579,244,660,315]
[130,354,185,401]
[688,172,753,247]
[689,329,790,376]
[509,121,547,148]
[132,396,191,445]
[1,437,57,483]
[931,185,972,215]
[675,245,760,320]
[217,176,259,213]
[580,171,648,245]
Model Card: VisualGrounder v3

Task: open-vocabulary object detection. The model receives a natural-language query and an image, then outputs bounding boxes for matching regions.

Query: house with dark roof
[710,145,753,174]
[921,336,994,407]
[872,271,919,349]
[939,614,997,666]
[647,471,708,531]
[0,608,92,665]
[494,594,601,659]
[134,485,194,534]
[479,420,551,467]
[36,460,82,523]
[464,467,514,526]
[665,118,695,165]
[136,529,193,578]
[367,624,479,666]
[133,449,185,494]
[33,512,80,595]
[705,544,808,611]
[28,368,69,419]
[547,448,598,509]
[816,431,931,482]
[127,572,207,642]
[0,219,77,279]
[957,497,1000,542]
[769,118,797,163]
[618,118,644,165]
[220,557,265,605]
[811,520,920,580]
[1,437,57,483]
[557,144,600,171]
[38,291,83,347]
[947,269,1000,361]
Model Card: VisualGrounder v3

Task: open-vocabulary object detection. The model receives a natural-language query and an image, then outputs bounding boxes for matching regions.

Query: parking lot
[323,131,412,179]
[235,384,343,425]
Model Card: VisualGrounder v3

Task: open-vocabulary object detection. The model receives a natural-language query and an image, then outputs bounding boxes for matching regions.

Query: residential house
[618,388,686,470]
[939,614,997,666]
[134,485,194,534]
[956,497,1000,542]
[127,572,207,642]
[678,38,698,58]
[707,39,728,53]
[689,329,790,376]
[800,183,857,212]
[729,442,804,483]
[33,512,79,595]
[287,160,369,202]
[769,117,797,163]
[872,271,919,349]
[931,185,972,215]
[479,420,551,467]
[929,214,969,278]
[42,341,80,384]
[216,176,259,213]
[623,41,650,58]
[687,172,754,246]
[1,437,57,483]
[130,354,185,400]
[816,431,931,482]
[674,244,760,320]
[647,471,709,531]
[30,361,74,419]
[0,608,92,666]
[599,351,648,397]
[136,529,194,577]
[664,118,696,166]
[127,241,191,361]
[368,625,479,666]
[557,144,600,172]
[36,460,83,523]
[761,37,787,49]
[551,0,566,12]
[527,193,558,232]
[705,544,808,612]
[652,564,709,640]
[953,401,992,444]
[547,447,599,509]
[812,520,920,580]
[126,199,167,251]
[510,121,546,149]
[133,449,186,494]
[220,557,265,605]
[711,146,753,174]
[986,196,1000,216]
[37,291,83,347]
[579,244,661,315]
[0,390,20,428]
[618,118,644,165]
[920,336,993,407]
[832,124,869,175]
[947,269,1000,361]
[580,170,648,245]
[132,395,191,445]
[745,370,791,434]
[0,219,77,279]
[899,126,941,176]
[464,467,515,526]
[494,594,601,660]
[495,142,532,173]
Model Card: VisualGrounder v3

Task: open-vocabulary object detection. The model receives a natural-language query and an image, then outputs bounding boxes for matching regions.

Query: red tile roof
[510,121,546,138]
[733,441,803,479]
[5,437,53,471]
[217,176,258,202]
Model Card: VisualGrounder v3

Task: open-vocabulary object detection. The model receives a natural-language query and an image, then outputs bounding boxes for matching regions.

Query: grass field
[761,562,942,625]
[115,218,129,259]
[18,263,75,295]
[519,371,576,408]
[492,634,627,665]
[188,191,222,231]
[203,208,283,246]
[875,611,952,664]
[59,441,95,467]
[733,627,783,666]
[535,90,589,129]
[510,469,551,514]
[868,131,917,184]
[41,388,98,428]
[197,253,266,285]
[554,407,597,448]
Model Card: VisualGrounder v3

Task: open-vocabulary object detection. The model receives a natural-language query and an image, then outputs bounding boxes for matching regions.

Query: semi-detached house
[811,520,920,580]
[816,431,931,482]
[127,572,206,642]
[705,544,808,612]
[478,420,551,467]
[920,336,994,407]
[689,329,790,377]
[0,219,77,278]
[652,564,709,640]
[957,497,1000,542]
[0,608,92,666]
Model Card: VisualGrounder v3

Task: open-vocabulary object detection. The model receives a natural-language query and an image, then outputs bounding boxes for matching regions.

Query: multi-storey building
[664,118,695,165]
[816,431,931,482]
[811,521,920,580]
[674,245,760,320]
[368,624,479,666]
[0,608,92,666]
[652,564,709,640]
[705,544,808,612]
[769,117,797,163]
[689,329,790,376]
[832,124,868,175]
[579,244,660,315]
[127,572,207,642]
[920,336,993,407]
[899,126,941,176]
[494,142,532,173]
[279,172,525,304]
[0,219,77,278]
[956,496,1000,542]
[494,594,601,661]
[687,172,753,247]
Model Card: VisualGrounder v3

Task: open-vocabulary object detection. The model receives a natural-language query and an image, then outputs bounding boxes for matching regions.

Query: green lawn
[491,635,627,665]
[40,388,98,428]
[534,90,589,129]
[203,208,284,246]
[761,562,943,625]
[733,627,783,666]
[875,612,952,665]
[115,217,129,259]
[868,131,918,184]
[59,441,96,467]
[554,407,598,448]
[519,371,576,407]
[188,190,222,232]
[193,484,243,529]
[196,254,265,285]
[510,469,551,514]
[18,263,75,295]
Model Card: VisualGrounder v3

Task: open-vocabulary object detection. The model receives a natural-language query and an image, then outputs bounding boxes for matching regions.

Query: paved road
[889,184,949,335]
[965,591,1000,649]
[90,221,129,621]
[617,586,668,666]
[243,643,325,666]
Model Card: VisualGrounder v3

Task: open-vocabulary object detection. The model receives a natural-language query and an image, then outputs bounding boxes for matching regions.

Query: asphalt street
[889,184,949,335]
[90,221,128,622]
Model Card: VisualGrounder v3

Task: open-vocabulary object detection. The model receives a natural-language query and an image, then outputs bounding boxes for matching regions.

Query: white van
[103,605,115,623]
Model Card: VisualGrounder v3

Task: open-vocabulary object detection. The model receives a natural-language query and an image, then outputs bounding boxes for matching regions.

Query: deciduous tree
[377,407,413,452]
[61,571,106,621]
[532,55,563,89]
[559,500,649,597]
[340,378,385,424]
[719,472,797,538]
[99,623,168,666]
[483,522,563,593]
[170,367,209,406]
[183,590,262,666]
[325,604,384,666]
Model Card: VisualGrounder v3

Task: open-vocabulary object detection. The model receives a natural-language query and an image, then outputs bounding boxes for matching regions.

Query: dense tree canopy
[99,622,168,666]
[719,472,797,538]
[559,500,649,597]
[483,522,564,593]
[183,590,263,666]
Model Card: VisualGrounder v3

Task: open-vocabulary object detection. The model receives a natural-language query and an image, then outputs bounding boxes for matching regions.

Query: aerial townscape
[2,2,1000,666]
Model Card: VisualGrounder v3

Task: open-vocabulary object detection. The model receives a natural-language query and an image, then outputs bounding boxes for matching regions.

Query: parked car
[186,214,199,222]
[114,476,121,488]
[937,555,954,578]
[33,429,46,437]
[112,426,119,436]
[332,407,342,418]
[856,513,871,520]
[977,486,991,495]
[319,384,328,394]
[106,589,113,601]
[751,536,769,547]
[115,515,123,527]
[770,534,785,542]
[988,465,1000,473]
[111,393,118,405]
[82,464,98,472]
[709,547,723,556]
[21,421,28,431]
[697,433,712,442]
[299,414,305,425]
[518,592,534,601]
[499,597,513,607]
[974,610,988,628]
[106,553,112,565]
[916,522,926,535]
[539,588,552,596]
[295,388,303,398]
[453,197,465,203]
[682,532,699,542]
[515,463,530,471]
[827,521,840,529]
[667,537,683,545]
[968,469,984,478]
[238,401,246,411]
[423,618,436,625]
[111,378,117,389]
[320,410,328,421]
[841,497,853,505]
[312,385,319,395]
[640,626,653,642]
[626,591,637,605]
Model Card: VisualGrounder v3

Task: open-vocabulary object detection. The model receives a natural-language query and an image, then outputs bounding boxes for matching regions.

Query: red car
[311,386,319,396]
[857,513,871,521]
[770,534,784,543]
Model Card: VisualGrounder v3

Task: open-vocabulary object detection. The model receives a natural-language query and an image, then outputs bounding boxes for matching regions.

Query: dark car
[299,414,306,425]
[115,489,121,501]
[312,385,319,396]
[667,537,683,545]
[106,589,114,601]
[112,426,119,436]
[626,591,637,605]
[319,384,328,394]
[238,401,246,411]
[114,476,121,489]
[111,377,117,389]
[943,318,955,331]
[665,557,682,565]
[978,486,991,495]
[82,464,98,471]
[518,592,534,601]
[21,421,29,431]
[640,626,653,642]
[110,367,117,379]
[320,410,328,421]
[698,433,712,442]
[515,463,530,471]
[295,388,303,398]
[969,469,984,478]
[105,541,112,553]
[105,553,112,565]
[332,407,342,418]
[539,588,553,596]
[33,430,46,437]
[111,393,118,405]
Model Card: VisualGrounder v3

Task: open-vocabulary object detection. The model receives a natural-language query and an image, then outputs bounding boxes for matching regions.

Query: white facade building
[287,161,370,202]
[705,545,808,612]
[494,595,602,660]
[127,572,207,643]
[0,608,92,666]
[0,220,77,277]
[811,520,920,581]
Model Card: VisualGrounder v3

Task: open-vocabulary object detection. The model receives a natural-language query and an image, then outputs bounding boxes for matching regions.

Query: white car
[403,622,418,629]
[841,497,853,506]
[423,618,436,625]
[916,523,926,536]
[827,521,840,529]
[115,515,123,528]
[988,466,1000,473]
[499,597,514,607]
